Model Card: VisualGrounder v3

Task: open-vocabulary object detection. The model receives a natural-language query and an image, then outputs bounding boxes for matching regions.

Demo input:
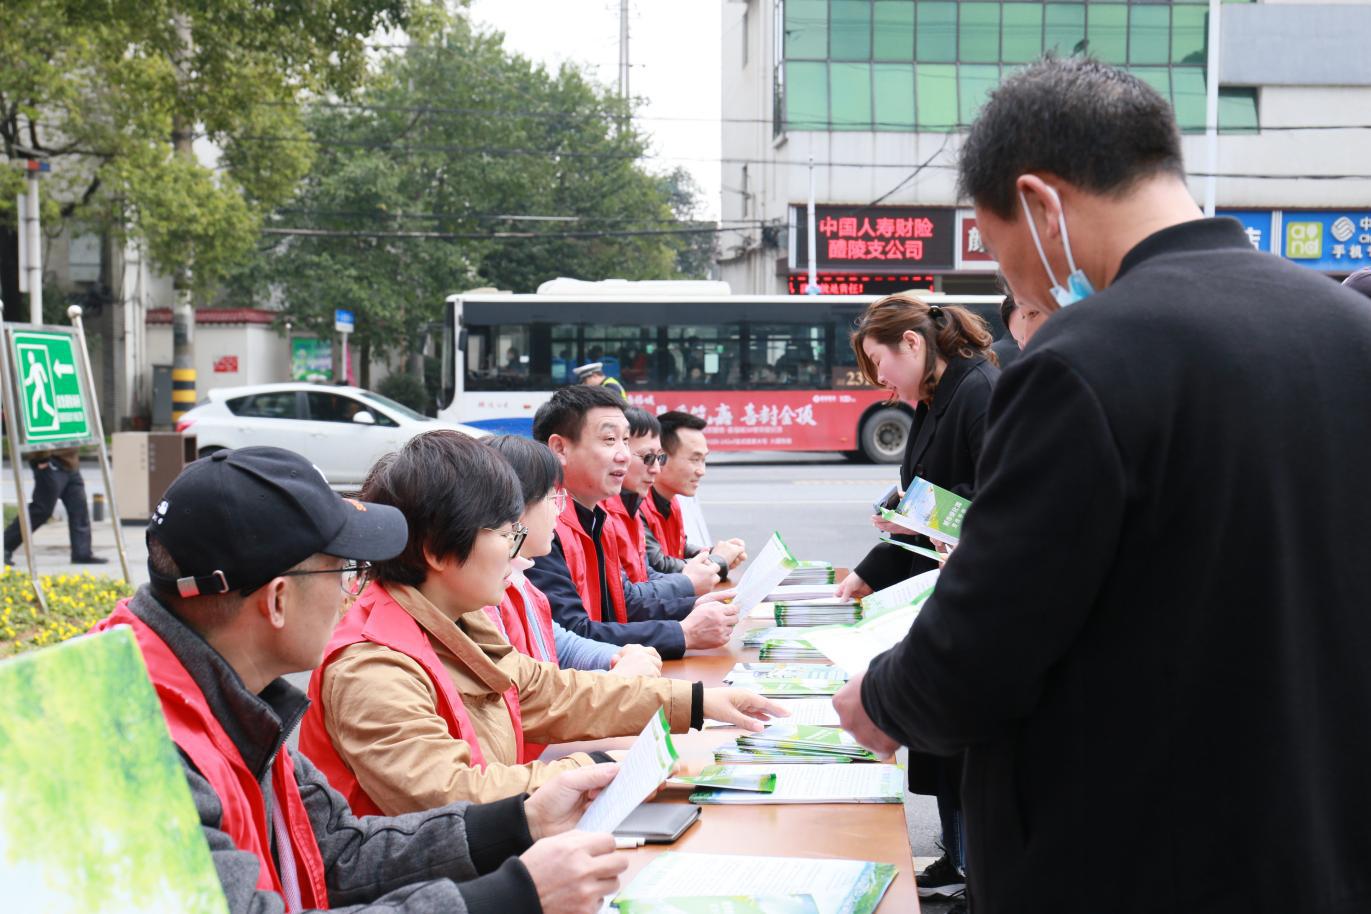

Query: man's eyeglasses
[277,561,371,597]
[635,451,669,467]
[486,522,530,559]
[550,488,569,514]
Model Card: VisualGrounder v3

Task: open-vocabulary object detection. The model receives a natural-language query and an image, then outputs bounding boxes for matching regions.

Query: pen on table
[614,836,646,849]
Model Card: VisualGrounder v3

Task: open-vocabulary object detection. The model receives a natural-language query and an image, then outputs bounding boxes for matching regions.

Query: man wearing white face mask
[834,57,1371,913]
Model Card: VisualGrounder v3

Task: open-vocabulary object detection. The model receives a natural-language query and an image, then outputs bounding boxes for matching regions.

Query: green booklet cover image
[884,477,970,546]
[0,628,229,914]
[616,896,820,914]
[674,766,778,792]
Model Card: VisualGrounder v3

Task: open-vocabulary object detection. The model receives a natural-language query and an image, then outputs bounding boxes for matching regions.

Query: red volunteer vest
[92,602,330,909]
[498,578,559,666]
[604,494,649,584]
[553,497,628,623]
[641,488,687,559]
[298,582,526,815]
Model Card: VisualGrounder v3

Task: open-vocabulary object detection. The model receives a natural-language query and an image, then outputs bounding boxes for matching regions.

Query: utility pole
[22,161,46,324]
[618,0,630,101]
[170,12,197,423]
[1203,0,1222,217]
[806,156,819,295]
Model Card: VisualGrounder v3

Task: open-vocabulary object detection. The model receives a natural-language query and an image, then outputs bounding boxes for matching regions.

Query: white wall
[148,323,289,398]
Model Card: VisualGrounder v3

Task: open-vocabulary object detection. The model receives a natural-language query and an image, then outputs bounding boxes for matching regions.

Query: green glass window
[830,62,874,128]
[916,63,957,131]
[1128,5,1170,65]
[785,0,828,59]
[873,1,915,60]
[831,0,873,60]
[1219,87,1258,132]
[785,61,829,128]
[1171,6,1207,65]
[1044,4,1086,56]
[1002,4,1044,64]
[1171,67,1206,132]
[959,3,1001,63]
[1129,65,1171,102]
[1087,4,1127,64]
[959,64,1000,126]
[873,63,916,128]
[916,1,957,63]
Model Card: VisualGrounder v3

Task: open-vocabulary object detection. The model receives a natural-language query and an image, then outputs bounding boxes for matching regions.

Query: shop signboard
[790,205,956,273]
[955,211,998,271]
[1280,210,1371,271]
[1216,209,1279,254]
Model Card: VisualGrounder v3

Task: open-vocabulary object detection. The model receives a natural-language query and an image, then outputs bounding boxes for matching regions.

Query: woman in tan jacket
[298,429,783,815]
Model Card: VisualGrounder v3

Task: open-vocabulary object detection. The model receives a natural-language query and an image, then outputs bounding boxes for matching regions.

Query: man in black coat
[835,57,1371,913]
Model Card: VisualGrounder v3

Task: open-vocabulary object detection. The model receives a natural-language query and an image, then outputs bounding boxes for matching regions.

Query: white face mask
[1019,184,1096,307]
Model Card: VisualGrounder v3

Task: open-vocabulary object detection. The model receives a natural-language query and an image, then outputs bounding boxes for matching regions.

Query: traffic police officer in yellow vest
[573,361,627,401]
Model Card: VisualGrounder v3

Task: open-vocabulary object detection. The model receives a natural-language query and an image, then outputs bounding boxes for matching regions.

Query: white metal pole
[25,172,42,323]
[16,194,27,295]
[0,297,47,612]
[68,305,131,583]
[806,155,819,295]
[1203,0,1222,217]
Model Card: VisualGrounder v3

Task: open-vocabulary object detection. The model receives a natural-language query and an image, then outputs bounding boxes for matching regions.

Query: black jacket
[853,355,999,591]
[862,219,1371,913]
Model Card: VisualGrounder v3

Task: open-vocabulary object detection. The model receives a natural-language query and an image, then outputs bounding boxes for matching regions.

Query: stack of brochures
[772,599,862,626]
[742,625,812,649]
[724,662,850,684]
[611,852,897,914]
[687,763,904,805]
[758,637,826,662]
[779,560,835,586]
[726,676,843,697]
[731,723,883,763]
[761,583,844,603]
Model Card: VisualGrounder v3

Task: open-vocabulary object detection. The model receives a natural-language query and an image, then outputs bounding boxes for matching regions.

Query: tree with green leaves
[0,0,411,392]
[244,8,706,384]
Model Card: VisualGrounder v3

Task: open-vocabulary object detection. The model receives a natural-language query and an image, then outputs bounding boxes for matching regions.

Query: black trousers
[3,461,93,560]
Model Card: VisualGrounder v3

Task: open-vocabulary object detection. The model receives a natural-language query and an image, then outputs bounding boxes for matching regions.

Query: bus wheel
[859,408,910,464]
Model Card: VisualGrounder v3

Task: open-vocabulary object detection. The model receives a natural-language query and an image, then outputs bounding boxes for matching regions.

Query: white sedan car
[176,382,489,484]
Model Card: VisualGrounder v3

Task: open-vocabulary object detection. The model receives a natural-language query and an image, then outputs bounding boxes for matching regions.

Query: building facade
[720,0,1371,295]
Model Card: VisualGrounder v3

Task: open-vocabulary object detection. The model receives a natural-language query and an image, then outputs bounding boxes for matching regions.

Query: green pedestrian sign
[7,328,94,448]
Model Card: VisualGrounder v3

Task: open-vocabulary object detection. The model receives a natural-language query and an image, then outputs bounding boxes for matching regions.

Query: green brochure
[673,765,778,793]
[615,896,820,914]
[876,533,946,565]
[882,476,970,546]
[614,853,897,914]
[0,628,229,914]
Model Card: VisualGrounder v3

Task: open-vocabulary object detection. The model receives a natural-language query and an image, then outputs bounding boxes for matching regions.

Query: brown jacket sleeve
[507,650,695,744]
[320,643,599,813]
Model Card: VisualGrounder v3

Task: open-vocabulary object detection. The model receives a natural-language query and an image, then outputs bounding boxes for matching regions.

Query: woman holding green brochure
[835,292,1000,910]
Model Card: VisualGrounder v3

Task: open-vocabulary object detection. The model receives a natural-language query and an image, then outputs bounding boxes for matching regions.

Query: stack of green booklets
[772,599,862,626]
[780,560,835,586]
[726,677,843,697]
[724,662,849,684]
[671,765,779,794]
[727,723,883,763]
[687,763,904,805]
[611,852,897,914]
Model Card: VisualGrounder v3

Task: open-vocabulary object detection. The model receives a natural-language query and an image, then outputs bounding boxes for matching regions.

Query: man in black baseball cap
[94,446,630,914]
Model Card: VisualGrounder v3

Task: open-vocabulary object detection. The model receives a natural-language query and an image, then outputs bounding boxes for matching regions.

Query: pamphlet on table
[688,763,904,805]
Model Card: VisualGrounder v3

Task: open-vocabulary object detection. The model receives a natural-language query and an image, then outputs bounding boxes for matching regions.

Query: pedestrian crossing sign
[6,329,93,447]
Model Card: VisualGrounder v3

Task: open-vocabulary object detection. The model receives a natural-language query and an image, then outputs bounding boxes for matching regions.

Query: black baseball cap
[1342,268,1371,301]
[147,446,408,598]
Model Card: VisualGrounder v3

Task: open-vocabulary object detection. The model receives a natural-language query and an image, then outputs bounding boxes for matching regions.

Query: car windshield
[357,390,431,422]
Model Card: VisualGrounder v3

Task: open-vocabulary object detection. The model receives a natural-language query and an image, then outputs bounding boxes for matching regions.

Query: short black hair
[958,56,1185,219]
[658,410,707,455]
[532,385,626,443]
[624,406,661,439]
[999,290,1017,328]
[360,430,523,586]
[484,435,563,505]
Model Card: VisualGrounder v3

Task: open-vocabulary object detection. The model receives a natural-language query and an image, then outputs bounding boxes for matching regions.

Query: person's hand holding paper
[701,688,790,732]
[680,599,739,649]
[833,672,900,759]
[526,763,621,839]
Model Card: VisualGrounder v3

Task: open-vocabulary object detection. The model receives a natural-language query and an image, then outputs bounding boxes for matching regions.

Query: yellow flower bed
[0,567,134,658]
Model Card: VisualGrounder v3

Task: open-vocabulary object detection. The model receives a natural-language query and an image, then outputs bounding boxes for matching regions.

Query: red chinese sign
[212,355,239,373]
[625,389,887,451]
[792,205,956,272]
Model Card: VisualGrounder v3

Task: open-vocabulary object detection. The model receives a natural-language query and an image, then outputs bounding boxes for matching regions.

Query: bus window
[746,324,829,389]
[664,324,743,388]
[580,325,655,389]
[466,325,531,390]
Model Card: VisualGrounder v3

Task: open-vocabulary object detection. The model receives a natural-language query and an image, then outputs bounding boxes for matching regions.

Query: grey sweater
[129,588,542,914]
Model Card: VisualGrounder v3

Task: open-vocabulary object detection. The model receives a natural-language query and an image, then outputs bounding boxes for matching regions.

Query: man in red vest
[643,411,747,579]
[526,387,738,659]
[94,446,631,914]
[605,406,721,598]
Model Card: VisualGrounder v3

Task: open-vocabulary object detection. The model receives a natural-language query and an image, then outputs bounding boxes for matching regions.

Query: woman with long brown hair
[835,291,1000,906]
